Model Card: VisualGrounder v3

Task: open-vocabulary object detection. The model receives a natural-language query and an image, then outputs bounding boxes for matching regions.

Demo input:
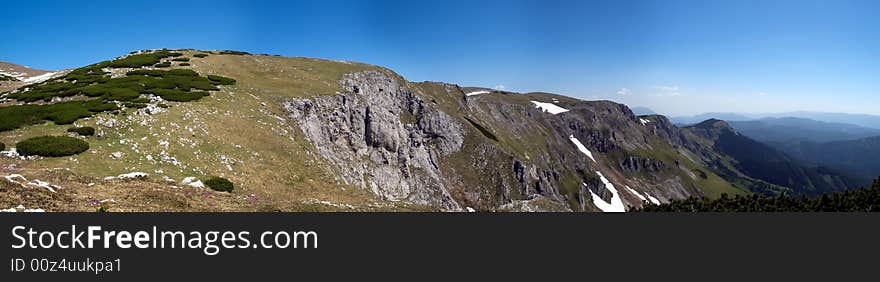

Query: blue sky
[1,0,878,116]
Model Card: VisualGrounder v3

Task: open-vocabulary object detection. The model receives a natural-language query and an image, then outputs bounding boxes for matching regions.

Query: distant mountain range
[729,117,880,144]
[681,119,858,196]
[715,116,880,186]
[672,111,880,129]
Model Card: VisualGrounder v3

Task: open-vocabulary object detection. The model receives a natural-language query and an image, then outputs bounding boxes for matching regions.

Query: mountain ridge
[0,49,866,212]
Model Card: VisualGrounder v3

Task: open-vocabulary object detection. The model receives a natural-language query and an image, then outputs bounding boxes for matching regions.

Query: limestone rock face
[285,71,464,210]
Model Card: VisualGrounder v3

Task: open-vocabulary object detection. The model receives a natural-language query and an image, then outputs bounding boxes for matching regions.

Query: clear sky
[1,0,877,116]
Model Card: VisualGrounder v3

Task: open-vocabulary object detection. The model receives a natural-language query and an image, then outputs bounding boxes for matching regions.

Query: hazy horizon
[2,0,877,116]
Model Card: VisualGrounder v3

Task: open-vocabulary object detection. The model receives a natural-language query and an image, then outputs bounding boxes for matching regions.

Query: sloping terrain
[0,49,763,212]
[681,119,858,196]
[779,136,880,183]
[0,62,60,93]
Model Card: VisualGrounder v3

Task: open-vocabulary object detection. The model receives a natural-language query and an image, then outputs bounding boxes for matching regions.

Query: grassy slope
[0,50,429,211]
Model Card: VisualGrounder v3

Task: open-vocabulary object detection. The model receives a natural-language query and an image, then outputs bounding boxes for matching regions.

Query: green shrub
[0,100,118,132]
[168,52,184,57]
[204,176,234,192]
[1,56,237,132]
[16,136,89,157]
[0,142,5,151]
[207,75,236,85]
[219,50,250,55]
[145,89,209,102]
[179,63,191,66]
[105,50,174,68]
[193,53,209,58]
[171,57,190,62]
[67,126,95,136]
[154,62,171,68]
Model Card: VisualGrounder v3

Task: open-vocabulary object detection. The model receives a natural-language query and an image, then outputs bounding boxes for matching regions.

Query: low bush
[0,142,5,151]
[153,62,171,68]
[207,75,236,85]
[145,89,209,102]
[193,53,209,58]
[204,176,234,192]
[0,100,118,132]
[179,63,191,66]
[16,136,89,157]
[67,126,95,136]
[171,57,190,62]
[219,50,250,55]
[105,50,174,68]
[1,55,237,132]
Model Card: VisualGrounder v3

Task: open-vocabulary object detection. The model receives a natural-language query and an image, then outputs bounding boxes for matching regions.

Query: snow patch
[569,135,596,162]
[625,186,647,202]
[625,185,660,205]
[645,193,661,205]
[465,90,490,97]
[22,72,57,84]
[531,101,569,114]
[587,171,626,212]
[639,118,650,125]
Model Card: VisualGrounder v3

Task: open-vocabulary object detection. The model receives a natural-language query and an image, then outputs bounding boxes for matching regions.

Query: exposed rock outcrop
[284,71,464,209]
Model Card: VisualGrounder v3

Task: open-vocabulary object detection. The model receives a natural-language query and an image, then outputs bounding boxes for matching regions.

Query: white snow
[569,135,596,162]
[531,101,569,114]
[624,185,660,205]
[587,171,626,212]
[639,118,650,125]
[625,186,647,202]
[645,193,661,205]
[117,172,148,180]
[465,90,491,97]
[465,207,476,212]
[22,72,56,84]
